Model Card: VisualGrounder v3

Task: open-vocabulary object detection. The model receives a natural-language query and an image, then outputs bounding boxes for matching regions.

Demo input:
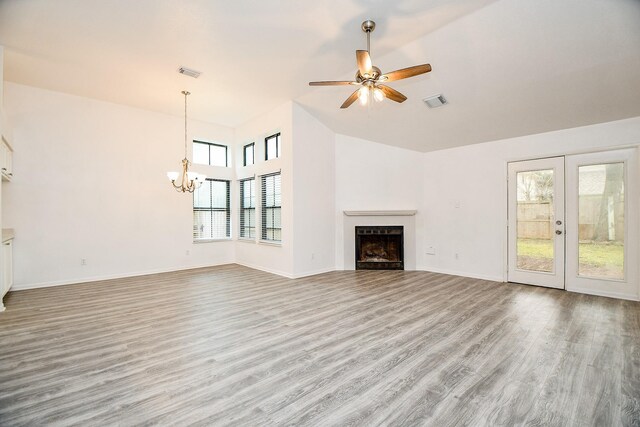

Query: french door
[508,157,565,289]
[508,149,639,300]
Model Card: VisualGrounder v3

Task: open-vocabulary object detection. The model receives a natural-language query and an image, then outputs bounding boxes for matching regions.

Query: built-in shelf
[343,210,417,216]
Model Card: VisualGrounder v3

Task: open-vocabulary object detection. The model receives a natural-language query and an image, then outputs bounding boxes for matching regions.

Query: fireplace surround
[355,225,404,270]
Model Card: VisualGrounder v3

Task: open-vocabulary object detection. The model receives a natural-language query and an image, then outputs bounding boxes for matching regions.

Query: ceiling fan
[309,20,432,109]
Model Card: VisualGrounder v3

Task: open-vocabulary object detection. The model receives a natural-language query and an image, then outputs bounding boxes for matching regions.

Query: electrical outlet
[426,246,436,255]
[185,250,190,256]
[81,258,87,266]
[454,253,459,260]
[311,253,315,260]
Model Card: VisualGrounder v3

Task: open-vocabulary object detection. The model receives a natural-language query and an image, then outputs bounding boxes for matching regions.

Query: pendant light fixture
[167,90,206,193]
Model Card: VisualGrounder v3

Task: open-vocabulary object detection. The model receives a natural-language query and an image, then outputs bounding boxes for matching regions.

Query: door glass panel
[516,169,554,272]
[578,163,624,280]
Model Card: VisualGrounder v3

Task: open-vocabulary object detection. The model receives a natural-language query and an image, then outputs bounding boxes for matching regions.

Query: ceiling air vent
[423,94,448,108]
[178,67,202,79]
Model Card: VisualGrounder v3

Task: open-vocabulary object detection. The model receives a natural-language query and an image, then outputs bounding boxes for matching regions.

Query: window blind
[261,172,281,241]
[239,177,256,239]
[193,179,230,240]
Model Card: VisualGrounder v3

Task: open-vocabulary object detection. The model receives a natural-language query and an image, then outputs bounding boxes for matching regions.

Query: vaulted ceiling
[1,0,639,152]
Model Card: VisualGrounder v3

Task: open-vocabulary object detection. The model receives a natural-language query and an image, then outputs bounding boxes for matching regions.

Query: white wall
[3,83,236,289]
[418,116,640,281]
[4,80,640,292]
[291,103,335,277]
[334,135,423,270]
[233,101,294,277]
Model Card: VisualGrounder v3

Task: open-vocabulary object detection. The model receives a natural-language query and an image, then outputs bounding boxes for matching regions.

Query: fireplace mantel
[343,210,417,216]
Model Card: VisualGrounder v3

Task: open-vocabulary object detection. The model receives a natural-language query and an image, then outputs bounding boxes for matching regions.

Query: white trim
[234,261,294,278]
[9,262,234,291]
[565,148,639,298]
[567,287,639,302]
[507,157,565,289]
[503,144,640,164]
[343,210,417,216]
[258,240,282,246]
[415,265,504,282]
[291,267,336,279]
[193,238,232,244]
[236,238,256,244]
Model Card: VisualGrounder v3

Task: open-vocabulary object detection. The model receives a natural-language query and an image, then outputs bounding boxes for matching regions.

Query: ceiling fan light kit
[309,20,432,109]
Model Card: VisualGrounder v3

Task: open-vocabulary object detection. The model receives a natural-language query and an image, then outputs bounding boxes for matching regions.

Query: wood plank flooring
[0,265,639,426]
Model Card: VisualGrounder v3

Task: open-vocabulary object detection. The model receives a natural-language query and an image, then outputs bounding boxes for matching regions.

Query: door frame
[565,149,639,300]
[507,157,565,289]
[504,147,640,301]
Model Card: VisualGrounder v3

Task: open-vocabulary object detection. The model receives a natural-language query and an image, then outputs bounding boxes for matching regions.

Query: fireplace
[355,226,404,270]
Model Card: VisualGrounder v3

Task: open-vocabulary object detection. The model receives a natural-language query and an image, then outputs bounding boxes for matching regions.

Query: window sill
[259,240,282,247]
[237,238,256,244]
[193,238,233,244]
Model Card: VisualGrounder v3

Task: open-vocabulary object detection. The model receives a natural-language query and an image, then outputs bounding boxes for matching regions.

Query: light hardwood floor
[0,265,639,426]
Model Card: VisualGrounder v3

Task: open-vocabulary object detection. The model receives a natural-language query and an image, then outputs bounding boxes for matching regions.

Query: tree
[593,164,623,242]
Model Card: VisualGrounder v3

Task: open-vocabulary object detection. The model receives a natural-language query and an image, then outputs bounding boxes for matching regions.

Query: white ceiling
[1,0,639,152]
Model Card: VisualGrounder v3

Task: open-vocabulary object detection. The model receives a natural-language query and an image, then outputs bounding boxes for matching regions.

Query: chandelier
[167,90,206,193]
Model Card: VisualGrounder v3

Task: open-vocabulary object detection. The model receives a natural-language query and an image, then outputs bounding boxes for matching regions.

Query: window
[265,133,281,160]
[193,179,230,240]
[239,178,256,239]
[261,172,281,242]
[243,143,255,166]
[193,141,228,167]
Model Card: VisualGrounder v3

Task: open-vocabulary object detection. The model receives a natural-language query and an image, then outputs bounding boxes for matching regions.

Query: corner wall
[291,103,335,277]
[418,116,640,281]
[334,135,423,270]
[233,101,294,277]
[3,83,236,289]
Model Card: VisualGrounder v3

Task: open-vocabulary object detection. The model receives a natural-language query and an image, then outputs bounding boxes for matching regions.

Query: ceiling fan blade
[309,81,357,86]
[381,64,432,82]
[340,89,360,109]
[378,85,407,103]
[356,50,373,76]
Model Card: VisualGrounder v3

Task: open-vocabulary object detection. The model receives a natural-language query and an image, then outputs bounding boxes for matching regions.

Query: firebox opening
[355,226,404,270]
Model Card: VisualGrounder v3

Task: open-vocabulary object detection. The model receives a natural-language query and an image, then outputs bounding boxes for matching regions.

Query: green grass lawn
[517,238,624,268]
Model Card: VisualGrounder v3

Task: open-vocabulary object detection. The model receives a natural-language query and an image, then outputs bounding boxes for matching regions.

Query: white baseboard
[415,265,504,283]
[291,267,336,279]
[233,261,296,279]
[9,262,234,291]
[234,263,336,279]
[11,262,338,292]
[566,287,639,301]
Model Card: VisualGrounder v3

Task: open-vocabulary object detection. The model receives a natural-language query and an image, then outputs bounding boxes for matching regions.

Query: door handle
[555,230,563,235]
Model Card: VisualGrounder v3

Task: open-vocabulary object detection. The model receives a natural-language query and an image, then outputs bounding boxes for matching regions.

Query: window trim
[264,133,281,161]
[243,142,255,167]
[193,140,228,167]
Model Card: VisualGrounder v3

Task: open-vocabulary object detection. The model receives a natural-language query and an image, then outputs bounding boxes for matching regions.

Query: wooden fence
[517,198,624,241]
